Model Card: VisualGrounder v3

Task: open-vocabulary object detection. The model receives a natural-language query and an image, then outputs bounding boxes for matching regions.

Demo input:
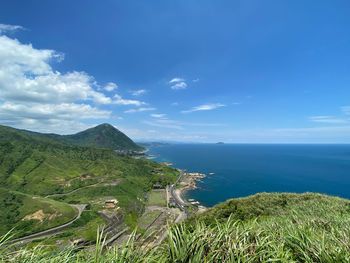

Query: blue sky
[1,0,350,143]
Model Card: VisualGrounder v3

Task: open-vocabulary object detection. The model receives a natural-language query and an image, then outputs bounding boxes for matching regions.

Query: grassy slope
[147,190,167,207]
[178,192,350,262]
[0,189,77,238]
[193,192,350,223]
[0,124,178,238]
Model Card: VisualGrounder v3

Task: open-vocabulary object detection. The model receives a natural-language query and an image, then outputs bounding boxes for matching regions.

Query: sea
[148,144,350,207]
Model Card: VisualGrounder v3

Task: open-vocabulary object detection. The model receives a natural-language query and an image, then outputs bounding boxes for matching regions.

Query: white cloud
[0,102,111,134]
[113,94,145,106]
[0,33,118,133]
[169,78,184,83]
[0,102,110,121]
[171,82,187,90]
[0,35,112,105]
[150,113,166,118]
[309,115,348,124]
[104,82,118,91]
[182,103,226,113]
[130,89,147,96]
[124,107,155,113]
[0,23,25,34]
[168,77,187,90]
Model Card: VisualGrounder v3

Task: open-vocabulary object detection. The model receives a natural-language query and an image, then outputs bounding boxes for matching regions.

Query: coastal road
[169,170,189,216]
[10,204,87,245]
[169,185,186,210]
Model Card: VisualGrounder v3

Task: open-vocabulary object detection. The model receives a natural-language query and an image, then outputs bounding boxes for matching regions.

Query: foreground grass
[2,193,350,262]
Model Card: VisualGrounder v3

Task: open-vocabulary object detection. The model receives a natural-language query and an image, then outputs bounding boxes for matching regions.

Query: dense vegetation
[0,124,177,238]
[2,192,350,262]
[61,123,144,151]
[0,189,77,238]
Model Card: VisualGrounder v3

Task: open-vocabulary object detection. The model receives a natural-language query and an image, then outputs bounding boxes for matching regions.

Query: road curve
[45,183,100,198]
[10,204,87,245]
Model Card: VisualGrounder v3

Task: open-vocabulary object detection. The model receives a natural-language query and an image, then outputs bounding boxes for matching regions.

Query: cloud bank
[0,25,146,133]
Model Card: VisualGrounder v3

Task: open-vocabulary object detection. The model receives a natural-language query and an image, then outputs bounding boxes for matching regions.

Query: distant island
[216,142,225,144]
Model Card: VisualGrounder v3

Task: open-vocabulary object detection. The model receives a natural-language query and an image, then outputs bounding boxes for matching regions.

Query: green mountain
[18,123,143,151]
[0,124,177,238]
[62,123,144,151]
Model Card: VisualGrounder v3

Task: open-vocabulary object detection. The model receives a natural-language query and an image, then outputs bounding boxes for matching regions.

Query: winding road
[11,172,185,247]
[45,183,101,198]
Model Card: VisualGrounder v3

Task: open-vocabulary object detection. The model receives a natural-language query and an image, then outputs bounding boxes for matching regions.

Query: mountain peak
[96,123,114,128]
[64,124,143,151]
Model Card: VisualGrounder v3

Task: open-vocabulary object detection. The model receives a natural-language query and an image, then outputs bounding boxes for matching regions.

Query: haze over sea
[149,144,350,207]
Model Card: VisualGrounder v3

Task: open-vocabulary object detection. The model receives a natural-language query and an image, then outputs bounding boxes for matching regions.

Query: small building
[104,199,119,209]
[153,182,163,189]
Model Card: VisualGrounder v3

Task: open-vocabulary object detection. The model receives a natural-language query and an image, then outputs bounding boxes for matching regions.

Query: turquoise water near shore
[148,144,350,207]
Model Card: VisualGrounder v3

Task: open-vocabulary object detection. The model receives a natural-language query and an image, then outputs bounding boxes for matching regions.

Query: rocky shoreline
[177,171,207,212]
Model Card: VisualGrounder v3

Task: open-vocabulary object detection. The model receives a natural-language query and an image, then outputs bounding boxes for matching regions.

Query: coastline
[146,146,207,211]
[175,171,207,211]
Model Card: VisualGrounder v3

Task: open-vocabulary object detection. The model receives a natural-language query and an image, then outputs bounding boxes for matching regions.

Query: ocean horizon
[149,143,350,207]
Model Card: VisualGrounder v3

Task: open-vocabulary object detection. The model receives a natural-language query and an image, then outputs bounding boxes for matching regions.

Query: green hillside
[0,124,178,238]
[0,189,77,238]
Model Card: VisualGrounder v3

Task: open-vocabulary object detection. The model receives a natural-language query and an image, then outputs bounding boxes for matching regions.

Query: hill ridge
[0,123,143,151]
